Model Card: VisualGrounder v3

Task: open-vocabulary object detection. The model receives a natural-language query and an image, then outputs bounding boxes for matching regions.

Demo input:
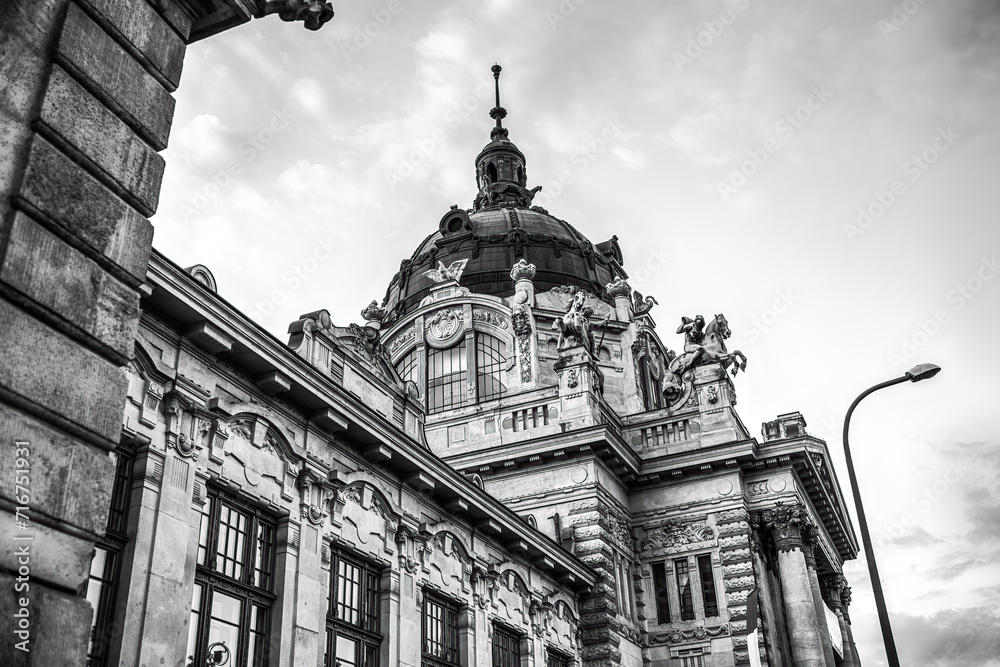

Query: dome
[381,206,625,321]
[379,65,627,323]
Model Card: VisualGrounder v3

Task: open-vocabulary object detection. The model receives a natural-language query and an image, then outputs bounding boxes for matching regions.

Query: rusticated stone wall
[0,2,329,664]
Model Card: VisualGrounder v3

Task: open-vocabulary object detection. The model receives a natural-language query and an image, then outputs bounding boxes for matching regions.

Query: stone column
[841,585,862,667]
[802,527,837,667]
[821,574,855,667]
[753,504,825,667]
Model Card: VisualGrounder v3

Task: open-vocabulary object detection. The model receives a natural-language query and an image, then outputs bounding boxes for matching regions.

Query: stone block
[57,3,175,150]
[77,0,186,89]
[0,509,96,593]
[39,66,164,216]
[17,136,152,284]
[0,401,114,536]
[0,570,92,666]
[0,1,66,217]
[1,212,140,359]
[0,298,127,443]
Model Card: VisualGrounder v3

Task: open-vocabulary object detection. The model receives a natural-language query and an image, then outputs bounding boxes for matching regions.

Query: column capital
[840,585,853,623]
[751,502,812,552]
[820,573,847,609]
[801,523,819,569]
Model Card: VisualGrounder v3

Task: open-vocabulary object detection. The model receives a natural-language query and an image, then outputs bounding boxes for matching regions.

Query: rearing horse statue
[669,313,747,377]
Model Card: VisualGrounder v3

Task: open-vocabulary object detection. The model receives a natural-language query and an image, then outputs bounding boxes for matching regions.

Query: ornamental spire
[489,63,509,141]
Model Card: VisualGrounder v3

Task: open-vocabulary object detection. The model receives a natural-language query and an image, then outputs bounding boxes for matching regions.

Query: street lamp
[842,362,941,667]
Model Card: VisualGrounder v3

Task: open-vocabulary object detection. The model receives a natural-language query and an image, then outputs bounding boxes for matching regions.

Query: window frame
[650,552,722,627]
[86,447,134,667]
[188,488,278,667]
[426,342,469,413]
[475,332,507,403]
[546,648,572,667]
[491,623,522,667]
[325,548,383,667]
[421,591,462,667]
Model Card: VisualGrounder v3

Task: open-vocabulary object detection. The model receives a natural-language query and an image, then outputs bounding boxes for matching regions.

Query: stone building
[0,2,862,666]
[69,67,866,667]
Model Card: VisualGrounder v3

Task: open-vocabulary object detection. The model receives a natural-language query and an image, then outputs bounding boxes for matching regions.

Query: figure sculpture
[669,314,747,377]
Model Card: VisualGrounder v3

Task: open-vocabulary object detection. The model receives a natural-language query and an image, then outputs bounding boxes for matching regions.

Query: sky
[154,1,1000,663]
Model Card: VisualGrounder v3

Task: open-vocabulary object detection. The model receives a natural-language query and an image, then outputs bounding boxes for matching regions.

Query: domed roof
[381,205,625,322]
[379,66,626,323]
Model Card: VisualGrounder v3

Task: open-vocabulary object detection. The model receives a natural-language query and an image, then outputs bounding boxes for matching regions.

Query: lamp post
[842,362,941,667]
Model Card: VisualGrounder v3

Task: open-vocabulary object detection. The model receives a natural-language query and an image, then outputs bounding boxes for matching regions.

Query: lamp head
[905,363,941,382]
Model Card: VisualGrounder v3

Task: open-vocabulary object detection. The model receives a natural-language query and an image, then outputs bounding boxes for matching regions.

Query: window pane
[675,559,694,621]
[396,349,420,397]
[427,343,468,413]
[247,604,269,667]
[254,521,275,591]
[476,334,507,402]
[216,503,249,580]
[422,595,460,664]
[697,555,719,617]
[336,635,359,667]
[492,625,520,667]
[186,583,204,666]
[208,591,243,659]
[651,562,671,624]
[198,496,213,566]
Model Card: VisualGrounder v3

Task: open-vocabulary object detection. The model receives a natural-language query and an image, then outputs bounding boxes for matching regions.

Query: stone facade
[0,4,863,666]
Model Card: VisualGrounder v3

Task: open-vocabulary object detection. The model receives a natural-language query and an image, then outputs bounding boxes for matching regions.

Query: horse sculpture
[669,313,747,378]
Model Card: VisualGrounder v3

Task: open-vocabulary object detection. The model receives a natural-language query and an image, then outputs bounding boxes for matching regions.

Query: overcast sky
[154,1,1000,663]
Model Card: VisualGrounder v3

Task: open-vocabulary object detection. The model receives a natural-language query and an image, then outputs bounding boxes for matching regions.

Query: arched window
[427,342,468,413]
[396,349,419,397]
[475,333,506,402]
[486,162,498,183]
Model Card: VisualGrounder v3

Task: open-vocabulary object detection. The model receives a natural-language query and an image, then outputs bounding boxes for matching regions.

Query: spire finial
[489,63,508,141]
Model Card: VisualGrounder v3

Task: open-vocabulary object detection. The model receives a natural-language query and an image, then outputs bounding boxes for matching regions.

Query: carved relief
[512,304,533,383]
[425,309,465,349]
[641,521,715,552]
[472,308,509,330]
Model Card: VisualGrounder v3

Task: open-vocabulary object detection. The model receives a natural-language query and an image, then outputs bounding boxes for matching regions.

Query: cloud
[890,607,1000,667]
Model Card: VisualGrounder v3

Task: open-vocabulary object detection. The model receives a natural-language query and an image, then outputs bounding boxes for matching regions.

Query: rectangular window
[492,625,521,667]
[675,558,695,621]
[189,489,276,667]
[697,555,719,617]
[326,549,382,667]
[475,333,507,402]
[422,593,461,666]
[427,344,468,413]
[547,650,570,667]
[651,562,671,624]
[87,448,133,667]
